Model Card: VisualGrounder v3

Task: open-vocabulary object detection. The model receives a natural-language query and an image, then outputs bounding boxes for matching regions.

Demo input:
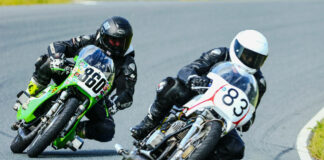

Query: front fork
[171,109,222,160]
[13,90,70,144]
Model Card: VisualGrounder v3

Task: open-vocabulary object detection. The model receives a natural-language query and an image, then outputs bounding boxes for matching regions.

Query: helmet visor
[102,34,126,52]
[234,39,267,69]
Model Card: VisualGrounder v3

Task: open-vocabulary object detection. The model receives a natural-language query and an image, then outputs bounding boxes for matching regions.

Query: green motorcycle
[10,45,115,157]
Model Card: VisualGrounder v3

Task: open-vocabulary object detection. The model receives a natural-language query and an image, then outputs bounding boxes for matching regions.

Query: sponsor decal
[103,85,108,91]
[51,87,58,93]
[222,87,226,91]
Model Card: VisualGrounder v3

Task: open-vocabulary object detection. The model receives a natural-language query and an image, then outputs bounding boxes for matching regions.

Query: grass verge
[0,0,71,6]
[308,119,324,160]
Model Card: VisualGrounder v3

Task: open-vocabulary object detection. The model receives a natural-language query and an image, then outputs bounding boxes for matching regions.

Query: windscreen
[210,62,259,107]
[78,45,115,80]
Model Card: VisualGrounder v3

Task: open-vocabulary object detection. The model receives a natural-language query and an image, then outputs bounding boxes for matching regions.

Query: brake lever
[64,59,75,67]
[190,86,210,90]
[191,86,210,95]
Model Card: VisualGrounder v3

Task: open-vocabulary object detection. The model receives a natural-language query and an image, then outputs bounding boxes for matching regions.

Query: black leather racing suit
[33,31,137,142]
[148,47,266,159]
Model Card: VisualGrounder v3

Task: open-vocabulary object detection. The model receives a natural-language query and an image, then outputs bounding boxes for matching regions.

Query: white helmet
[229,30,268,74]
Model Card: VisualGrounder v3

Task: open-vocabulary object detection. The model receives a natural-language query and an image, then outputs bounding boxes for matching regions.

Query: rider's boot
[13,77,46,111]
[130,115,156,140]
[26,77,46,96]
[130,101,169,140]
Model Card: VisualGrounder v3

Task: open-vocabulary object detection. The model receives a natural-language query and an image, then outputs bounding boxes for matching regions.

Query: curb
[296,107,324,160]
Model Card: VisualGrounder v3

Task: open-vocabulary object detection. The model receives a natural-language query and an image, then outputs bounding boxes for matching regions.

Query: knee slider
[156,77,181,101]
[97,122,115,142]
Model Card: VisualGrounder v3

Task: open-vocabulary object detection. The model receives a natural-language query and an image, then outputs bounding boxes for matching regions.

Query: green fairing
[16,54,113,149]
[17,85,58,122]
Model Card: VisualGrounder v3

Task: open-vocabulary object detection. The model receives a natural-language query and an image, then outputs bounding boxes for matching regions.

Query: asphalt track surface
[1,1,324,159]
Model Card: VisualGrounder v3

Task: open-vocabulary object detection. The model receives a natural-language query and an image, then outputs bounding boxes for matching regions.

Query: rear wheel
[26,97,79,157]
[185,121,223,160]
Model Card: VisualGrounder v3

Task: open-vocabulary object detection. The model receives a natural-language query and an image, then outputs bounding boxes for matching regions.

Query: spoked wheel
[182,121,223,160]
[26,97,79,157]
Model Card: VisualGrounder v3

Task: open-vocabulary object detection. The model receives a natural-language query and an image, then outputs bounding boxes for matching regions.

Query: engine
[145,120,186,149]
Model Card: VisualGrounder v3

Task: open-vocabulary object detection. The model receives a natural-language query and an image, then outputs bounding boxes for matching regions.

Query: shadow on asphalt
[39,149,119,158]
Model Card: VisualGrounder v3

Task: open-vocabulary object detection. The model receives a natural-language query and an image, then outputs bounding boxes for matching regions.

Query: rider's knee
[96,123,115,142]
[156,77,188,104]
[35,54,49,70]
[33,54,51,85]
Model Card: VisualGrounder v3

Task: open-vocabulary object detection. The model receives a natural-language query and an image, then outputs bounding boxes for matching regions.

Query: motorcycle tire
[187,120,223,160]
[26,97,79,157]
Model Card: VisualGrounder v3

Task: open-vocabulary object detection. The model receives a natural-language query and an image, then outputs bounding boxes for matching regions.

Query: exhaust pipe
[18,122,42,143]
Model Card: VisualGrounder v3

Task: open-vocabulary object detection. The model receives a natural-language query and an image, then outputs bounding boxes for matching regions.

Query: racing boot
[130,115,157,140]
[130,101,169,140]
[26,77,46,96]
[13,77,46,111]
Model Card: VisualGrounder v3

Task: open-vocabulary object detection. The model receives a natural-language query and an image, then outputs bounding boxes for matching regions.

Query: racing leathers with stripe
[32,31,137,142]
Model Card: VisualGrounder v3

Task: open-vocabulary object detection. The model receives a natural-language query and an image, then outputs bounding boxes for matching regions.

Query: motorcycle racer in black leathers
[14,16,137,143]
[131,30,268,159]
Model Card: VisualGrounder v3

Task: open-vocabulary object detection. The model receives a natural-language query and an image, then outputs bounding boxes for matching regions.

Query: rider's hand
[187,75,210,88]
[49,52,66,75]
[187,75,210,94]
[105,95,132,115]
[105,95,119,115]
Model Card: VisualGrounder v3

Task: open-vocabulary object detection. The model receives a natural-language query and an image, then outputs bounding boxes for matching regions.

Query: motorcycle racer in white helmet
[131,29,268,159]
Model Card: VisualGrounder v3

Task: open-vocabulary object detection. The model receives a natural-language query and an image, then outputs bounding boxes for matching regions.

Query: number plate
[77,65,108,97]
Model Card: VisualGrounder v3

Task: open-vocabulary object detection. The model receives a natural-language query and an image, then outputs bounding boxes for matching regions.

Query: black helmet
[99,16,133,57]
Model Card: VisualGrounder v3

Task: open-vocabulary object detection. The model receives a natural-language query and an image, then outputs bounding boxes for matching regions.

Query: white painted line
[296,107,324,160]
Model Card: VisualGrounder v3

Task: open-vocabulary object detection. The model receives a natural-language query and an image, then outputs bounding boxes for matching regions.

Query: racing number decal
[79,68,107,93]
[222,88,248,117]
[234,98,248,116]
[222,88,238,106]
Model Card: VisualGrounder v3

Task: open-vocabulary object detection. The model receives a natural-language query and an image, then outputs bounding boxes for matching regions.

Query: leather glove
[106,95,132,114]
[49,52,66,75]
[187,75,210,94]
[187,75,210,88]
[105,96,118,115]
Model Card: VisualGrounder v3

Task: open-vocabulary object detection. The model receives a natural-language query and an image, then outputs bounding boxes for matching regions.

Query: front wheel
[185,121,223,160]
[26,97,79,157]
